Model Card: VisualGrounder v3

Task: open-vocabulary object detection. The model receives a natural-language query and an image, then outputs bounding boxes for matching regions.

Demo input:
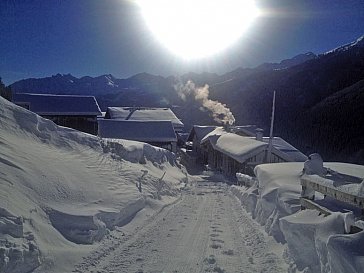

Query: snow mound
[101,138,177,166]
[0,97,186,272]
[328,230,364,273]
[253,163,303,242]
[231,161,364,273]
[0,208,41,273]
[280,210,364,273]
[231,185,259,214]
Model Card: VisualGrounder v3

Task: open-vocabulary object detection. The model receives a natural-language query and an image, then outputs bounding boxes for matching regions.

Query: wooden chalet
[13,93,102,135]
[197,127,307,177]
[186,125,217,157]
[104,107,184,133]
[98,119,177,152]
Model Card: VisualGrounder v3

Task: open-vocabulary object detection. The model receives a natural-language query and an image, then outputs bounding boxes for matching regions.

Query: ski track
[74,177,286,273]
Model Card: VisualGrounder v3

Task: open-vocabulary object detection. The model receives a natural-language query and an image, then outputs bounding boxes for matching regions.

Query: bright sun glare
[137,0,260,59]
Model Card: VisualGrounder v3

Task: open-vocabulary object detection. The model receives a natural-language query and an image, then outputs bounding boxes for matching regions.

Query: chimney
[303,153,326,176]
[224,123,233,132]
[255,128,263,141]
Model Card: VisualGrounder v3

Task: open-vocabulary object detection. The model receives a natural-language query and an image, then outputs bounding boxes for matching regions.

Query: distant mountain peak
[52,73,75,79]
[324,34,364,55]
[353,35,364,46]
[257,52,317,71]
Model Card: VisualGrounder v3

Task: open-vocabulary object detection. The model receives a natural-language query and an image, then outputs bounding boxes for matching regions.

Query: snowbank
[236,173,256,187]
[231,162,364,273]
[231,185,259,215]
[0,97,186,272]
[328,230,364,273]
[254,163,306,242]
[280,210,364,273]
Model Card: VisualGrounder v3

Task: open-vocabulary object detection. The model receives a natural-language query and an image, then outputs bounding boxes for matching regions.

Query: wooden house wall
[43,115,98,135]
[268,152,287,163]
[192,135,200,154]
[147,141,176,152]
[201,140,289,177]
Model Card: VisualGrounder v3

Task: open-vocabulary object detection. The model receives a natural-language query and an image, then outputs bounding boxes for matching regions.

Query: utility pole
[267,91,276,163]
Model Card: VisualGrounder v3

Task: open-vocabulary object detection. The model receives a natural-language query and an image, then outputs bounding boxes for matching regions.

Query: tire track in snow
[73,195,183,273]
[75,178,287,273]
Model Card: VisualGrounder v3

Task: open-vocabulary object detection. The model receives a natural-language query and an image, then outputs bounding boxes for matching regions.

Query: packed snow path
[75,177,287,273]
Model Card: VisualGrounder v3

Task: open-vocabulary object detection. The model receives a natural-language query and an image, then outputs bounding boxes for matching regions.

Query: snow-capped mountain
[10,52,317,97]
[10,73,120,96]
[324,35,364,55]
[8,35,364,163]
[257,52,317,70]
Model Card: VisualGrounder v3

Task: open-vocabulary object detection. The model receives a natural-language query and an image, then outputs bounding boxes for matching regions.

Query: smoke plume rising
[175,80,235,125]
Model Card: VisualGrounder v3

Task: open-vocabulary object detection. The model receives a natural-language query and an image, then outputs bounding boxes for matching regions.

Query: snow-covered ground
[74,175,288,273]
[0,96,288,272]
[0,97,186,272]
[232,162,364,273]
[2,95,364,273]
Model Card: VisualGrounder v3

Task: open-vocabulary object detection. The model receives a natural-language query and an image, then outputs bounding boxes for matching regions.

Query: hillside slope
[299,80,364,163]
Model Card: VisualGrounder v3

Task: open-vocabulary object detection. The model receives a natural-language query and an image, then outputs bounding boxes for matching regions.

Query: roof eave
[37,112,101,116]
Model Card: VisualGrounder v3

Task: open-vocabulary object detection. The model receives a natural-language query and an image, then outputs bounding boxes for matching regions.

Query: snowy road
[75,177,287,273]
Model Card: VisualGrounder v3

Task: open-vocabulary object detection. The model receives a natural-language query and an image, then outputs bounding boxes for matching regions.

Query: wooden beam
[301,177,364,210]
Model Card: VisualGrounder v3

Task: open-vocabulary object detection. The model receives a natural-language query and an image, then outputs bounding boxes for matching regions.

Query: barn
[12,93,102,135]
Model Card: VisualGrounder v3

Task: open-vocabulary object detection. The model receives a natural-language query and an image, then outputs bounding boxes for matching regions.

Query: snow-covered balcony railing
[299,197,332,216]
[300,153,364,214]
[301,175,364,210]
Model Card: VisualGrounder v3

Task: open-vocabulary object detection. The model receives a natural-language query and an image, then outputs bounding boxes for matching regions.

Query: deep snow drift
[0,97,186,272]
[232,162,364,273]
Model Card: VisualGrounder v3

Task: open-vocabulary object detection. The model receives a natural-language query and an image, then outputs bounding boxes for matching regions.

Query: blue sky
[0,0,363,85]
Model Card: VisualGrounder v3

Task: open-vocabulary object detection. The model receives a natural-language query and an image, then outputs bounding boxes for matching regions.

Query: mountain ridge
[8,35,364,163]
[10,51,318,95]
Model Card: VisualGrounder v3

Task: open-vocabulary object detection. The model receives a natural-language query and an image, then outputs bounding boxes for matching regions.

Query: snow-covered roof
[261,137,307,162]
[201,128,267,163]
[105,107,184,128]
[186,125,217,142]
[98,120,177,143]
[230,125,259,137]
[13,93,102,116]
[201,128,307,163]
[200,127,226,143]
[215,134,267,163]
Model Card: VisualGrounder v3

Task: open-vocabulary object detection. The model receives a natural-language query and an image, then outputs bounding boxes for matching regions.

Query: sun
[137,0,259,60]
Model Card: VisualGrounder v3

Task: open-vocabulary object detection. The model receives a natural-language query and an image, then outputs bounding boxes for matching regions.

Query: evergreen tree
[0,77,12,101]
